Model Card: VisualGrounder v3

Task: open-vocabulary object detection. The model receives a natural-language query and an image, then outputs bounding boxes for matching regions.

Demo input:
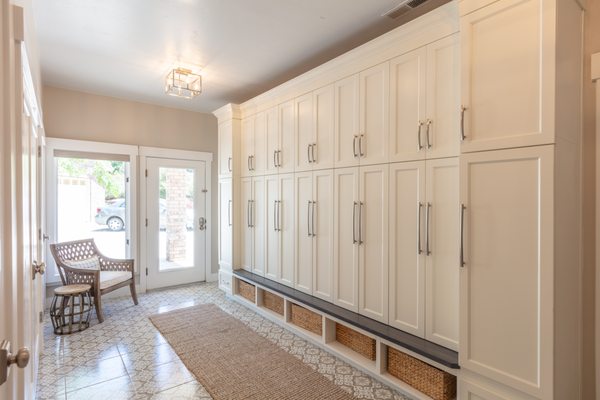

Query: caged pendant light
[165,68,202,99]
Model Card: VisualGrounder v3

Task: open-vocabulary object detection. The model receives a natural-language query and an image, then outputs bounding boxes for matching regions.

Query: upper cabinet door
[240,117,255,177]
[460,0,552,152]
[425,35,460,160]
[265,107,279,175]
[218,120,233,177]
[313,85,335,170]
[389,48,427,163]
[295,93,314,173]
[334,75,360,168]
[278,100,295,174]
[359,62,389,166]
[253,111,267,175]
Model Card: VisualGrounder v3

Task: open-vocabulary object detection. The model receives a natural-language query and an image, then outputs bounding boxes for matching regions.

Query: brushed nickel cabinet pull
[307,200,312,237]
[417,121,424,151]
[312,201,316,237]
[426,202,432,255]
[353,136,358,158]
[228,200,232,227]
[359,135,365,157]
[358,202,364,244]
[352,201,358,244]
[228,157,232,172]
[460,204,466,267]
[460,106,467,141]
[417,202,423,255]
[426,120,432,149]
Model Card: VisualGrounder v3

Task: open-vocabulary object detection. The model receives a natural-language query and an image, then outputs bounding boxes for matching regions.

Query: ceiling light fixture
[165,68,202,99]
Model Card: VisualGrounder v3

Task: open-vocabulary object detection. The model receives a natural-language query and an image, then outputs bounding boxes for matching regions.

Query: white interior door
[146,157,207,289]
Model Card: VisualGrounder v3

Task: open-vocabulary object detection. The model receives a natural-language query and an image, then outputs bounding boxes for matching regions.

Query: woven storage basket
[387,347,456,400]
[262,290,284,315]
[290,303,322,336]
[335,323,376,361]
[237,280,255,303]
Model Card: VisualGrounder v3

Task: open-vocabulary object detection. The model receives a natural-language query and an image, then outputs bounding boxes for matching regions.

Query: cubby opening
[335,323,377,361]
[236,279,256,304]
[259,289,284,316]
[289,303,322,337]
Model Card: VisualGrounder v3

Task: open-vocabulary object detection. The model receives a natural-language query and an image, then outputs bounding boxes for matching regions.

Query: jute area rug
[149,303,355,400]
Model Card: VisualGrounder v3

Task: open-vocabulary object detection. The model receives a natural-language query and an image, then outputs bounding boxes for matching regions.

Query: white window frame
[45,138,139,284]
[139,146,213,292]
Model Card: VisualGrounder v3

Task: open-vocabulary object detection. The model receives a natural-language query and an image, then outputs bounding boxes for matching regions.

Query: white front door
[146,157,207,289]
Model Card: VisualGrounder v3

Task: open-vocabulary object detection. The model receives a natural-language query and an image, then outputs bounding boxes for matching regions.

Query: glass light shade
[165,68,202,99]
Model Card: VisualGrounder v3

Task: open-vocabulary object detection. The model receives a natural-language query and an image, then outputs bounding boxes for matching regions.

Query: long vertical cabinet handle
[277,201,282,232]
[228,200,232,227]
[277,151,282,168]
[275,200,279,232]
[228,157,232,172]
[247,200,251,228]
[359,135,365,157]
[274,151,278,168]
[426,120,432,149]
[359,202,364,244]
[417,202,423,254]
[426,203,432,255]
[311,143,317,163]
[307,145,311,164]
[417,121,424,151]
[460,106,468,141]
[353,136,358,158]
[352,202,358,244]
[251,200,255,228]
[311,201,316,237]
[251,155,255,171]
[247,156,251,172]
[460,204,466,267]
[307,201,312,237]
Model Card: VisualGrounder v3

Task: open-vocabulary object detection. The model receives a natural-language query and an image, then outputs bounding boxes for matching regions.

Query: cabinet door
[265,106,279,175]
[279,173,295,287]
[389,161,425,336]
[359,62,389,166]
[460,146,553,397]
[313,85,335,170]
[425,158,459,351]
[240,177,253,271]
[389,48,427,163]
[333,167,359,312]
[334,75,360,168]
[460,0,552,152]
[425,35,460,160]
[294,172,312,293]
[295,93,314,173]
[265,175,279,281]
[218,120,233,177]
[313,169,334,301]
[278,100,295,174]
[252,177,266,276]
[358,164,389,323]
[241,117,255,177]
[253,111,267,175]
[218,178,233,269]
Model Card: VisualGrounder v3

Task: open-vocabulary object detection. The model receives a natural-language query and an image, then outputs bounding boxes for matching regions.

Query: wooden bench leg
[94,294,104,323]
[130,281,139,305]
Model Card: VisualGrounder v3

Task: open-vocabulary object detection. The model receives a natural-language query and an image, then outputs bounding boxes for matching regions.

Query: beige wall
[42,85,220,276]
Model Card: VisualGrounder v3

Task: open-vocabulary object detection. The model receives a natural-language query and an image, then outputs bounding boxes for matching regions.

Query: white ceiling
[33,0,434,113]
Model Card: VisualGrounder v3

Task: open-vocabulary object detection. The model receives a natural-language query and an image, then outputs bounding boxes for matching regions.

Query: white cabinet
[278,100,295,174]
[295,169,334,299]
[265,107,279,175]
[389,35,459,163]
[333,165,388,323]
[218,179,233,269]
[460,146,554,397]
[240,113,267,177]
[218,120,233,177]
[240,118,254,177]
[334,75,360,168]
[295,93,314,173]
[358,62,389,166]
[240,176,266,276]
[265,174,279,281]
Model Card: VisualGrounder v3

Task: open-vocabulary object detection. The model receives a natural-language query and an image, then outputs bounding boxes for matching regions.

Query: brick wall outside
[165,168,188,262]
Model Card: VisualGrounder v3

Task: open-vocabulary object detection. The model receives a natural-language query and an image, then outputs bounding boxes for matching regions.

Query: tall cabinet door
[334,75,360,168]
[425,35,460,160]
[265,175,279,281]
[279,173,295,287]
[218,178,233,269]
[425,157,459,351]
[218,121,233,177]
[460,146,553,397]
[253,111,267,175]
[294,171,312,293]
[240,177,253,271]
[278,100,295,174]
[313,85,335,170]
[241,117,255,177]
[389,48,427,163]
[359,62,389,166]
[295,93,314,173]
[312,169,334,301]
[358,164,389,323]
[252,177,266,276]
[389,161,425,336]
[333,167,359,312]
[460,0,551,152]
[265,107,279,175]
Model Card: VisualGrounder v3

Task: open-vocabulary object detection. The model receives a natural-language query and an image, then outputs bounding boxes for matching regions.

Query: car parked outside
[95,199,194,231]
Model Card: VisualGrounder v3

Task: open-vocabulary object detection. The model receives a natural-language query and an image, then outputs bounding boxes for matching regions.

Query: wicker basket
[290,303,322,336]
[262,290,284,315]
[335,323,376,361]
[237,280,255,303]
[387,347,456,400]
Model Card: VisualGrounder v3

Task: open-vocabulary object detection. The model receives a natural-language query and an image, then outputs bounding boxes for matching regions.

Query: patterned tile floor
[37,282,413,400]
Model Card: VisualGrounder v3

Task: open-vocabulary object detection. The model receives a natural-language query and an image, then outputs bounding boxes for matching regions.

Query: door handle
[460,204,466,267]
[312,201,316,237]
[307,145,311,164]
[247,156,251,172]
[425,120,432,149]
[199,217,206,231]
[228,200,232,227]
[417,202,423,255]
[274,150,278,168]
[247,200,251,228]
[359,135,365,157]
[307,201,312,237]
[311,143,317,163]
[358,202,364,244]
[275,200,279,232]
[43,234,50,241]
[277,151,282,168]
[417,121,424,151]
[426,202,432,255]
[251,200,255,227]
[460,106,467,141]
[277,200,281,232]
[228,157,232,172]
[0,341,30,386]
[352,202,358,244]
[353,136,358,158]
[32,261,45,280]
